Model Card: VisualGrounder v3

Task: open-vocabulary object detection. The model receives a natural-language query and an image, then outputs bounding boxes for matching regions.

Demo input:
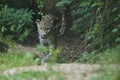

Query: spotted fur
[36,14,66,63]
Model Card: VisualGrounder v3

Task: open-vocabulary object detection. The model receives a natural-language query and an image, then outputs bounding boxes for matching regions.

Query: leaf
[10,25,15,31]
[116,37,120,42]
[56,0,72,6]
[0,6,33,41]
[36,45,49,52]
[118,14,120,17]
[1,26,6,32]
[112,7,117,12]
[23,29,29,37]
[91,2,104,7]
[112,28,118,33]
[34,58,41,65]
[80,1,90,7]
[53,48,61,55]
[114,17,119,21]
[118,24,120,28]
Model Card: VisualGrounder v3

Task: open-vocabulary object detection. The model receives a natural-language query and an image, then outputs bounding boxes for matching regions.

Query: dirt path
[4,64,99,80]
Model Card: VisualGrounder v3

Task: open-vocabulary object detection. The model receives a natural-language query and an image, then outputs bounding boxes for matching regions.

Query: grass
[76,45,120,64]
[98,46,120,64]
[0,71,65,80]
[0,33,15,47]
[0,36,64,80]
[0,51,35,71]
[75,45,120,80]
[0,46,64,80]
[0,50,64,80]
[90,65,120,80]
[0,34,41,72]
[92,46,120,80]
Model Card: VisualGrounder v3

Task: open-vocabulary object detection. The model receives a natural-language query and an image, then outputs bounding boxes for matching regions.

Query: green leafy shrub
[98,45,120,64]
[0,6,33,41]
[36,45,61,63]
[75,51,99,64]
[71,0,120,50]
[56,0,72,7]
[56,0,120,51]
[0,70,65,80]
[91,66,120,80]
[78,45,120,64]
[0,51,34,71]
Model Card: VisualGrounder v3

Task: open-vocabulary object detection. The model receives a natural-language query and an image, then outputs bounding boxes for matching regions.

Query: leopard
[36,14,66,63]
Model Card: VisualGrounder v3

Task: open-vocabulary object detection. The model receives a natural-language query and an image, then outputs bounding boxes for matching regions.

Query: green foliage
[0,44,64,80]
[36,45,49,52]
[0,71,65,80]
[98,46,120,64]
[75,51,99,64]
[0,50,64,80]
[56,0,72,6]
[91,66,120,80]
[57,0,120,50]
[37,0,60,15]
[0,32,15,47]
[0,52,34,71]
[77,45,120,64]
[36,0,45,15]
[36,45,61,63]
[0,5,33,41]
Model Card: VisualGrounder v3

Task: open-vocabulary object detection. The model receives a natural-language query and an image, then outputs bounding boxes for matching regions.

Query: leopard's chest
[39,36,55,45]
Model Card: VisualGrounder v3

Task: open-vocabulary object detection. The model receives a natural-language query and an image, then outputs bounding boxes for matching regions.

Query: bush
[56,0,120,51]
[0,5,33,41]
[77,45,120,64]
[91,66,120,80]
[98,45,120,64]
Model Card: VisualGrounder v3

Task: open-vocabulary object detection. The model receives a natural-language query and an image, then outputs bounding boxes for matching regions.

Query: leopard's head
[36,15,58,38]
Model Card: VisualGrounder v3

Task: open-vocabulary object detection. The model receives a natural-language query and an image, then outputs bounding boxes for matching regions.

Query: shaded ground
[16,30,84,62]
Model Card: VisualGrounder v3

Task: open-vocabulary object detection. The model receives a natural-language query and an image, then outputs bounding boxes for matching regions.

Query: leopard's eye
[39,28,42,29]
[46,27,50,30]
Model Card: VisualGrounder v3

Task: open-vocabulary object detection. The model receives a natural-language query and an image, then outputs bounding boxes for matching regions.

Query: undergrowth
[0,41,64,80]
[77,45,120,64]
[77,45,120,80]
[91,65,120,80]
[0,51,36,72]
[0,71,65,80]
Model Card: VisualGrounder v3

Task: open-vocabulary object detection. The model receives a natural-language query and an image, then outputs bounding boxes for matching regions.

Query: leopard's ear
[35,19,40,24]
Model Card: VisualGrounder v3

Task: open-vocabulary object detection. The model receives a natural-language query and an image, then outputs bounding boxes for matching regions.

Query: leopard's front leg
[41,42,56,64]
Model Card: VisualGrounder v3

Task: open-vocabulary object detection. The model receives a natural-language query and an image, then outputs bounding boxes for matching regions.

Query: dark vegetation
[0,41,9,52]
[0,0,120,61]
[0,0,120,80]
[0,0,120,62]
